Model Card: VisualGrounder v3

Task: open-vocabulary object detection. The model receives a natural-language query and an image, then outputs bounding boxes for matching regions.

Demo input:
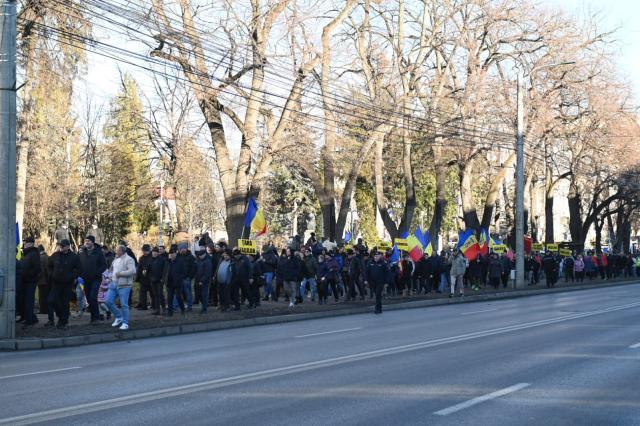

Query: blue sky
[542,0,640,103]
[81,0,640,112]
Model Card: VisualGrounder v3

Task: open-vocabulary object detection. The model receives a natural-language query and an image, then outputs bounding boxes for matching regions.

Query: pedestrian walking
[47,240,81,329]
[364,251,390,314]
[106,245,137,330]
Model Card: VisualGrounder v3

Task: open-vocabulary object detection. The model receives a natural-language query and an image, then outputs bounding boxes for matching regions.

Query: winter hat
[24,236,35,244]
[60,239,71,247]
[141,244,151,252]
[177,242,189,251]
[85,235,95,244]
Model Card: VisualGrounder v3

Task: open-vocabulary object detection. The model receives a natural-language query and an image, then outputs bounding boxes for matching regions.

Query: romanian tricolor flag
[389,245,400,264]
[244,197,267,236]
[458,229,480,260]
[406,235,424,262]
[489,235,501,248]
[478,227,489,256]
[414,227,433,256]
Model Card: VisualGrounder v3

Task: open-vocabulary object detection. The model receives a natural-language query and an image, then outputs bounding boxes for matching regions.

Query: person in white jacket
[106,245,137,330]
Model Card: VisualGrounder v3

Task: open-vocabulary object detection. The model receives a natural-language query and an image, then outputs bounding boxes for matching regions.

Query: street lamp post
[158,179,165,247]
[514,70,525,289]
[0,0,16,339]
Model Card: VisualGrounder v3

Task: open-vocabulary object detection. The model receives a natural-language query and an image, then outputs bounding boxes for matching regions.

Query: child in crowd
[98,267,112,320]
[74,277,88,319]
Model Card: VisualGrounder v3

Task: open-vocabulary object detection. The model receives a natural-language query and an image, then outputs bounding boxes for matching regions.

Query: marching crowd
[15,231,640,331]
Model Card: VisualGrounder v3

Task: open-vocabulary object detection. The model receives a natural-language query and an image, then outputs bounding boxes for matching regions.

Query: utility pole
[158,179,165,247]
[514,69,525,289]
[0,0,17,339]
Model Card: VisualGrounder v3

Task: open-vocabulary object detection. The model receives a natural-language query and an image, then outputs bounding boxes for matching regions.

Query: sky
[541,0,640,103]
[80,0,640,121]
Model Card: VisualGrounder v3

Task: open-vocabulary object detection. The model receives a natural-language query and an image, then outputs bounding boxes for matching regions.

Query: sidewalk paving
[2,276,637,351]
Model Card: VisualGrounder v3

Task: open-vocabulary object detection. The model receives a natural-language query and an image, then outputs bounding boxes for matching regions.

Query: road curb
[1,279,637,351]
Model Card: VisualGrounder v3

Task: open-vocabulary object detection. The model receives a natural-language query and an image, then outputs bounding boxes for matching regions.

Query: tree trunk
[321,202,336,242]
[374,136,399,239]
[609,212,621,252]
[460,161,480,230]
[225,191,246,245]
[567,179,583,244]
[335,123,392,243]
[15,22,40,230]
[594,218,604,253]
[480,153,515,231]
[428,148,447,251]
[545,192,554,243]
[622,216,631,254]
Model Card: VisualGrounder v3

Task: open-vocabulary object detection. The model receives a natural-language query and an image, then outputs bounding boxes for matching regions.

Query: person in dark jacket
[415,253,429,295]
[174,243,195,311]
[135,244,154,310]
[37,245,52,321]
[215,250,233,312]
[280,248,302,308]
[488,253,503,289]
[19,237,41,326]
[261,247,278,301]
[542,252,558,288]
[364,252,390,314]
[469,254,484,290]
[195,249,213,313]
[230,249,252,310]
[564,255,575,282]
[149,247,168,315]
[301,249,319,302]
[166,247,186,317]
[47,240,81,328]
[78,235,107,324]
[316,255,331,304]
[347,250,365,300]
[500,254,512,288]
[102,245,115,268]
[274,250,288,302]
[207,244,220,307]
[248,254,263,309]
[398,255,414,296]
[429,252,443,293]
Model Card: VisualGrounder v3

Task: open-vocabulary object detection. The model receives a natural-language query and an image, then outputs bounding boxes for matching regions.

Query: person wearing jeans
[108,245,137,330]
[449,250,467,298]
[260,247,278,301]
[301,249,318,301]
[281,248,302,308]
[173,243,195,311]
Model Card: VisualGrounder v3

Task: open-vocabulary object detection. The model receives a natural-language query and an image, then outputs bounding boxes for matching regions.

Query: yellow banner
[238,239,257,255]
[546,243,559,252]
[559,248,572,257]
[395,238,409,251]
[532,243,544,251]
[492,244,507,254]
[378,241,392,250]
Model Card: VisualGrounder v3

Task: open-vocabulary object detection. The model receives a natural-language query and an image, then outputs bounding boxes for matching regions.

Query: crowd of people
[14,231,639,331]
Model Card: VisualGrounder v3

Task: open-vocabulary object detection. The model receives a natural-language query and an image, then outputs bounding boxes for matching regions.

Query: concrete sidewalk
[1,277,637,351]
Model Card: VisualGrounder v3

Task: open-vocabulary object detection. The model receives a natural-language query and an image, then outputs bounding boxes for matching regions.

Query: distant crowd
[15,232,638,331]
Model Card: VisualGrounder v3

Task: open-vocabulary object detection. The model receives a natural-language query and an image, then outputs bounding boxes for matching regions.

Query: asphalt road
[2,283,640,426]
